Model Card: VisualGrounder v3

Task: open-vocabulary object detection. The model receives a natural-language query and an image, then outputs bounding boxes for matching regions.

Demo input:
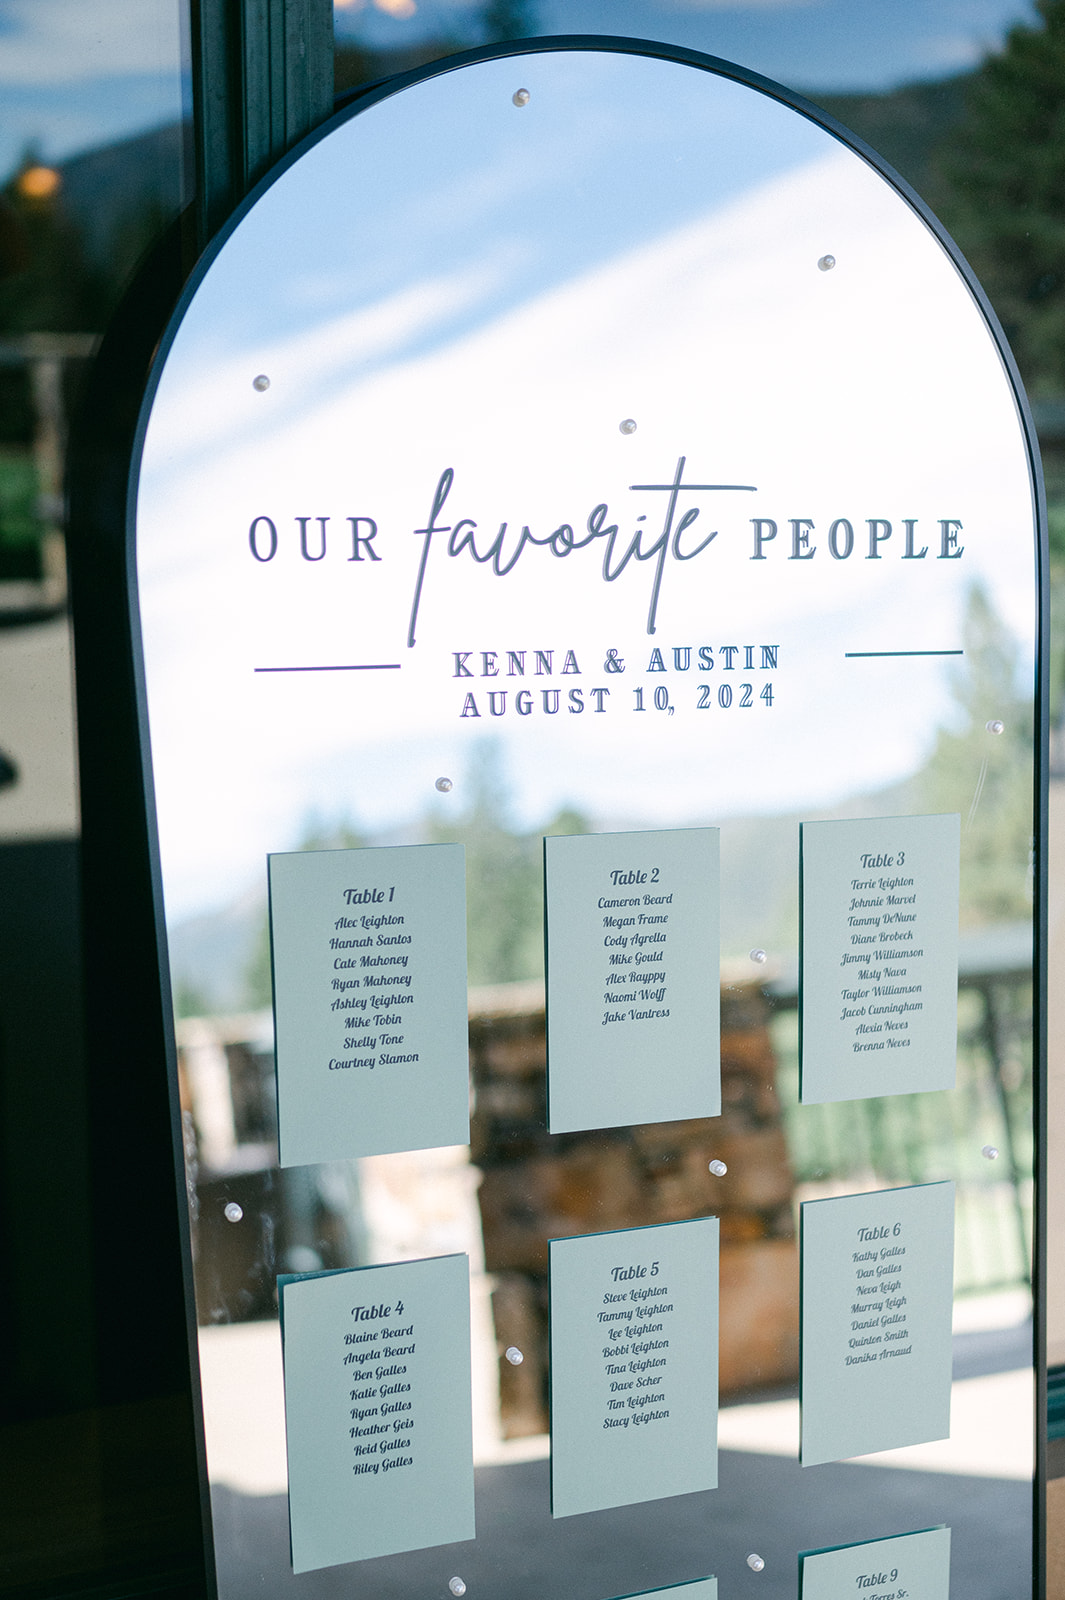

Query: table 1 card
[800,814,960,1104]
[800,1527,950,1599]
[269,842,469,1166]
[800,1182,954,1466]
[544,828,720,1133]
[280,1253,475,1574]
[549,1216,718,1518]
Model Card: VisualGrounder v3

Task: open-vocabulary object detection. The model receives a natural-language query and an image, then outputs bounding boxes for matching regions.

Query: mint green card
[549,1216,718,1518]
[800,814,959,1104]
[800,1526,950,1598]
[800,1182,954,1466]
[619,1581,717,1600]
[545,828,720,1133]
[280,1253,475,1574]
[269,843,469,1165]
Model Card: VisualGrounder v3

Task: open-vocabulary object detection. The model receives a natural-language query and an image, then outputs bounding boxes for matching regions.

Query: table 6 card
[800,814,960,1104]
[544,827,720,1134]
[279,1254,475,1574]
[800,1527,950,1600]
[269,842,469,1166]
[549,1216,718,1518]
[800,1182,954,1466]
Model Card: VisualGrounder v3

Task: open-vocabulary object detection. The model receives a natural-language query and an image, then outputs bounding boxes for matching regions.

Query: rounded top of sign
[132,37,1040,918]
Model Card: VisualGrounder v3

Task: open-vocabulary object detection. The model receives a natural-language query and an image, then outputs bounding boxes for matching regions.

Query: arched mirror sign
[131,39,1043,1600]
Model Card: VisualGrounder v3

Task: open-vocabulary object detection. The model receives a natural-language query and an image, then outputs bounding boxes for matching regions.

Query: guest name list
[800,814,959,1104]
[280,1254,474,1574]
[550,1217,718,1518]
[545,828,720,1133]
[270,842,469,1165]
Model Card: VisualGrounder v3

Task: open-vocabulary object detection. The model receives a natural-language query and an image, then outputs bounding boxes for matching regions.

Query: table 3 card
[269,842,469,1165]
[549,1216,718,1518]
[800,813,960,1104]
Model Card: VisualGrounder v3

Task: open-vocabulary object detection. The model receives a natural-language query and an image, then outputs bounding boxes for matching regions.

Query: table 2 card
[549,1217,718,1518]
[800,1526,950,1599]
[279,1253,475,1574]
[544,828,720,1133]
[269,842,469,1166]
[800,813,960,1104]
[800,1182,954,1466]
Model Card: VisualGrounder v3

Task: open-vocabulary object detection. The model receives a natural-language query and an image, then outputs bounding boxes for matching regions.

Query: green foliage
[480,0,537,41]
[242,814,368,1008]
[173,975,213,1020]
[933,0,1065,397]
[914,586,1034,924]
[428,741,588,986]
[0,449,43,578]
[813,76,968,209]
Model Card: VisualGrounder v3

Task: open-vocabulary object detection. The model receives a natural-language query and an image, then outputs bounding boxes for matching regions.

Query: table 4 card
[279,1253,475,1574]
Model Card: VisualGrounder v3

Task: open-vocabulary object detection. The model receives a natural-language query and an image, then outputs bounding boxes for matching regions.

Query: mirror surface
[133,44,1038,1599]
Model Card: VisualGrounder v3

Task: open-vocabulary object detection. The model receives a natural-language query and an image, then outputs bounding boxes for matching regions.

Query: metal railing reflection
[770,920,1034,1297]
[176,926,1033,1452]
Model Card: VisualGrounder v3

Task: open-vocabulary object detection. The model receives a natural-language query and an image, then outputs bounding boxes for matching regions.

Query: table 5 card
[269,842,470,1166]
[800,1527,950,1599]
[549,1216,718,1518]
[800,1182,954,1466]
[279,1254,475,1574]
[544,827,720,1133]
[800,813,960,1104]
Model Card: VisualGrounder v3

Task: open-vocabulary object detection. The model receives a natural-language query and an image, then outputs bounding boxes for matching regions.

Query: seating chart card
[622,1581,717,1600]
[269,842,469,1165]
[544,827,720,1133]
[279,1254,475,1574]
[800,813,960,1104]
[549,1216,718,1518]
[800,1183,954,1466]
[800,1526,950,1599]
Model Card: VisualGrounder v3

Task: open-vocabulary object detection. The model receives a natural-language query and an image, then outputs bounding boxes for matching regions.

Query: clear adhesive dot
[224,1202,243,1222]
[512,88,530,106]
[747,1554,766,1573]
[504,1346,524,1366]
[709,1160,728,1177]
[817,254,836,272]
[449,1580,467,1597]
[252,374,270,391]
[435,776,454,793]
[619,418,637,434]
[986,720,1005,735]
[749,948,768,964]
[983,1144,1000,1160]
